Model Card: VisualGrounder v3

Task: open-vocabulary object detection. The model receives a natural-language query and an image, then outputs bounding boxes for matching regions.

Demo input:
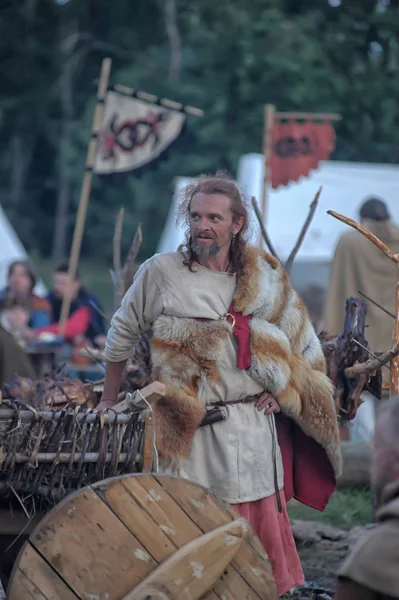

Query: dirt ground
[293,540,347,598]
[288,520,372,599]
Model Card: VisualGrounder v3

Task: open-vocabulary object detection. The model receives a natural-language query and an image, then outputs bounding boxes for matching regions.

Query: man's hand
[96,399,117,411]
[255,392,281,416]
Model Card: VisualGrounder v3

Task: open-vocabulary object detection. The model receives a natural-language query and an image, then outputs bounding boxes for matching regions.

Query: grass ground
[288,488,372,529]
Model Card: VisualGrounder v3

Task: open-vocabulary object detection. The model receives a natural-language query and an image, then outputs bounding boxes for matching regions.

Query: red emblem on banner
[269,119,336,189]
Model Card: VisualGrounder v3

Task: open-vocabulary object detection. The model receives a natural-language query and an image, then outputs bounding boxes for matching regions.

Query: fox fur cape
[151,246,342,479]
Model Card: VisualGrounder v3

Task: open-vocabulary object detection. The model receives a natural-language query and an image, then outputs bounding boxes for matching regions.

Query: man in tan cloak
[325,197,399,356]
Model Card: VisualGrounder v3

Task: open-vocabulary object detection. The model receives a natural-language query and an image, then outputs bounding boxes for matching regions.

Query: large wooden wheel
[8,474,277,599]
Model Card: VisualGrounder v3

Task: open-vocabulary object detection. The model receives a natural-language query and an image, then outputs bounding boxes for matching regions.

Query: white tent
[237,153,399,259]
[0,205,46,294]
[157,156,399,291]
[237,153,399,291]
[157,177,192,255]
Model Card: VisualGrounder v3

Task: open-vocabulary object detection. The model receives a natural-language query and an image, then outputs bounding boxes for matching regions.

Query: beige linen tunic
[105,252,283,504]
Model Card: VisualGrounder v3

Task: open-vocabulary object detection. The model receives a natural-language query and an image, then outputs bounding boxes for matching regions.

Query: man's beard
[192,236,220,257]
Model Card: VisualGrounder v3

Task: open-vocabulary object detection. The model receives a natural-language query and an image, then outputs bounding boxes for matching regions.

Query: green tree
[1,0,398,269]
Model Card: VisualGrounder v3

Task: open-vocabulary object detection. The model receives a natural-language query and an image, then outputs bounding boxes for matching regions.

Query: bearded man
[100,173,341,597]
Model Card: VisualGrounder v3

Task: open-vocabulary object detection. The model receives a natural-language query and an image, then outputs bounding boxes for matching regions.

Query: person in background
[324,198,399,442]
[0,324,35,387]
[0,260,51,328]
[37,264,106,348]
[334,396,399,600]
[324,197,399,360]
[0,296,31,347]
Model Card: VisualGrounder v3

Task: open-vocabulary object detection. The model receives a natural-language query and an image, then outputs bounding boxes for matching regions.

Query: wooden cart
[7,474,276,599]
[0,384,277,599]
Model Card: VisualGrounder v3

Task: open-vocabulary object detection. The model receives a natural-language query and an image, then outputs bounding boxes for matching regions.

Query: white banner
[94,91,186,174]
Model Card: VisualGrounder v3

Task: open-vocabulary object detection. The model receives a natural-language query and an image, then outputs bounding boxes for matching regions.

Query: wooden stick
[392,264,399,395]
[123,224,143,276]
[59,57,112,335]
[345,341,399,378]
[327,210,399,264]
[122,223,143,295]
[0,408,135,424]
[79,347,106,360]
[112,381,165,413]
[351,338,390,371]
[111,83,204,117]
[143,412,154,471]
[285,186,322,273]
[113,208,124,277]
[275,111,342,121]
[0,452,130,464]
[89,299,110,323]
[251,196,279,259]
[113,207,125,309]
[80,346,106,372]
[259,103,275,248]
[327,209,399,395]
[357,290,395,319]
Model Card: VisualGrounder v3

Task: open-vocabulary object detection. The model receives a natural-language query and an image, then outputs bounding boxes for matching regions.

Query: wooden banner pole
[259,104,275,248]
[59,57,112,336]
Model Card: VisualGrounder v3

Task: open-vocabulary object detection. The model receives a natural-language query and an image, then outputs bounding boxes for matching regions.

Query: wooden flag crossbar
[110,83,204,117]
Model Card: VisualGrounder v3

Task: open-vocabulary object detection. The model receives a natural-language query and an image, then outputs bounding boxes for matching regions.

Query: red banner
[269,119,336,189]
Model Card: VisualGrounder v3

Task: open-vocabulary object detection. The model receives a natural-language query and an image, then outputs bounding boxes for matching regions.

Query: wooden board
[10,544,79,599]
[126,519,251,599]
[155,475,276,598]
[8,474,277,600]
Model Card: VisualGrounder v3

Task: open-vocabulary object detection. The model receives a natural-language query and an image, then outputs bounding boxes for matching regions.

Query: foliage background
[1,0,399,305]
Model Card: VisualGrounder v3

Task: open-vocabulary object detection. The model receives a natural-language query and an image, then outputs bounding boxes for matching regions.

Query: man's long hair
[176,172,250,274]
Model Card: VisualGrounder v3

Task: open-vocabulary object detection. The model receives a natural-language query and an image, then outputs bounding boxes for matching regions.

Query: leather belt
[210,393,260,407]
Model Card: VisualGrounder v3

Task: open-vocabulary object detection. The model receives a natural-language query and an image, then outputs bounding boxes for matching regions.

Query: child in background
[0,297,31,347]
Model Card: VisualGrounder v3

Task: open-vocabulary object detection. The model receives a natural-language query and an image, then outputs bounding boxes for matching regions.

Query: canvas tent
[0,205,46,294]
[158,156,399,294]
[237,153,399,292]
[157,177,191,255]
